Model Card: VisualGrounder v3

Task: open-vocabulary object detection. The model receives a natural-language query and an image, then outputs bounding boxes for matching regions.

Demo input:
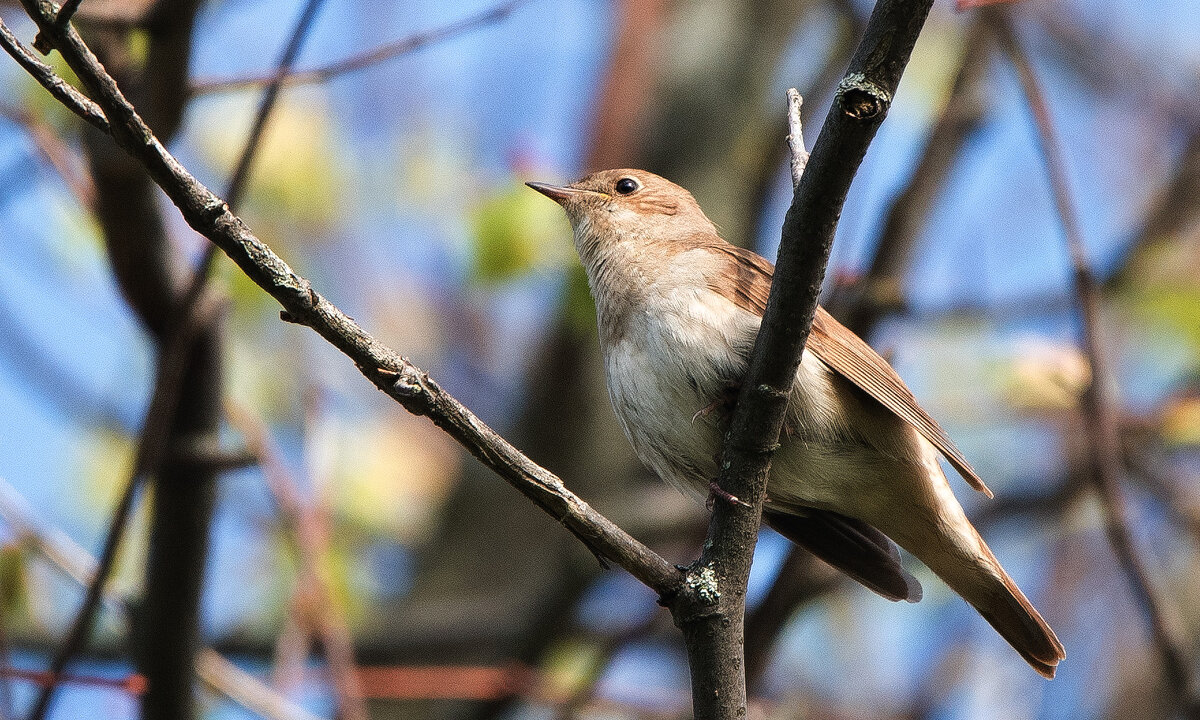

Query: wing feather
[704,244,992,498]
[808,308,992,497]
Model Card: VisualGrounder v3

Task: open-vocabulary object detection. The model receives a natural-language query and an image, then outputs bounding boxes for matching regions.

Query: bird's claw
[707,481,751,509]
[692,381,742,425]
[692,398,722,423]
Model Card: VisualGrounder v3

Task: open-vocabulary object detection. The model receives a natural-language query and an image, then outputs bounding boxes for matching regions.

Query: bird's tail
[913,522,1066,678]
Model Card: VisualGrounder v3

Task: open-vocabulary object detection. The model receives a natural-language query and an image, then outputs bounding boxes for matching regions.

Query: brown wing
[763,508,922,602]
[807,308,992,497]
[705,244,993,498]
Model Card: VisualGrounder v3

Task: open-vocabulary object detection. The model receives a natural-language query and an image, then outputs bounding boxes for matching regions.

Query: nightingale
[528,169,1065,678]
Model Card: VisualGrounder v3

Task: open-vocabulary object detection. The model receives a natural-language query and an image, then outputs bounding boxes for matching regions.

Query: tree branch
[6,0,682,599]
[0,477,327,720]
[189,0,528,96]
[744,28,994,686]
[677,0,937,716]
[989,9,1197,713]
[0,22,108,131]
[833,19,991,335]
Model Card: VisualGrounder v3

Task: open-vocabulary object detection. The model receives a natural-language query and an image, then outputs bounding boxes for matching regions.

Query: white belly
[602,286,750,500]
[599,284,936,518]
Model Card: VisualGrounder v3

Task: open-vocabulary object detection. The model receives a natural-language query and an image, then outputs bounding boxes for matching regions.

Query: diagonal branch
[190,0,529,96]
[989,9,1196,713]
[223,0,327,211]
[0,22,107,130]
[4,0,682,598]
[0,477,327,720]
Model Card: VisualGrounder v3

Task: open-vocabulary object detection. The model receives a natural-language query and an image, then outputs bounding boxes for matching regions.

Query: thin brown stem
[223,0,327,211]
[0,477,326,720]
[990,9,1196,713]
[226,400,366,720]
[190,0,528,96]
[744,27,994,684]
[0,21,108,131]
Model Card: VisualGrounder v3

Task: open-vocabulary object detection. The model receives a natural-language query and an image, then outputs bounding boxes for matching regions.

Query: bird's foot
[692,398,723,423]
[692,382,742,424]
[707,481,751,510]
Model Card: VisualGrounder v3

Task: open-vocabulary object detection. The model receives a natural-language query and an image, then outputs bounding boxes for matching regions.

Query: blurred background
[0,0,1197,718]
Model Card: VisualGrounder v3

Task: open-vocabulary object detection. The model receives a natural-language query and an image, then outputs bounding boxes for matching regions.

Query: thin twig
[786,89,807,188]
[990,9,1196,712]
[0,21,108,131]
[743,29,995,684]
[0,667,143,694]
[190,0,529,96]
[0,477,327,720]
[0,103,96,208]
[25,293,215,720]
[186,0,332,329]
[52,0,82,26]
[224,0,327,211]
[25,473,141,720]
[226,401,366,720]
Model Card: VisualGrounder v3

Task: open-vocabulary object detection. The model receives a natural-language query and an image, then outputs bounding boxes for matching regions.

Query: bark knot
[837,73,890,120]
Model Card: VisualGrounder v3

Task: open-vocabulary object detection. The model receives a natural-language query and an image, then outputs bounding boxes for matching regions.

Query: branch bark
[678,0,936,716]
[1,0,683,597]
[745,28,992,688]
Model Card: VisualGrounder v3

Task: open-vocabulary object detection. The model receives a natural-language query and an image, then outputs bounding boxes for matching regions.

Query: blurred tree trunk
[79,4,215,719]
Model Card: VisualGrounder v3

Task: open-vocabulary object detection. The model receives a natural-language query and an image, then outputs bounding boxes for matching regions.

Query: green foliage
[193,93,346,228]
[469,181,572,284]
[1130,286,1200,349]
[0,543,29,618]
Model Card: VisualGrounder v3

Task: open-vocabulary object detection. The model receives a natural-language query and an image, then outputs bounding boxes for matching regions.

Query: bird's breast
[601,285,757,498]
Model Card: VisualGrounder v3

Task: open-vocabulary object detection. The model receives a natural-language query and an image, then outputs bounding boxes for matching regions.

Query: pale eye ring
[614,177,639,195]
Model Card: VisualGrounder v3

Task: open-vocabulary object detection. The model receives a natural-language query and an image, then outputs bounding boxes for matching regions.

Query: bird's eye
[614,177,639,195]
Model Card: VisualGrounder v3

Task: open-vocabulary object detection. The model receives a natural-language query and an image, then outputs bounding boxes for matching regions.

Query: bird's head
[526,169,716,255]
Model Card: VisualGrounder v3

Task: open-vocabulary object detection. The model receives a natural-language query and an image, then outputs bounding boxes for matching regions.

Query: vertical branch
[989,9,1195,712]
[745,28,993,690]
[671,1,938,717]
[226,401,366,720]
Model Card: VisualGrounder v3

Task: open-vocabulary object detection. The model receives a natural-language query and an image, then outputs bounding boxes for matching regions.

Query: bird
[527,168,1065,678]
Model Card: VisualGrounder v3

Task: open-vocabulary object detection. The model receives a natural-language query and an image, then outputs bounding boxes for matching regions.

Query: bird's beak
[525,181,588,205]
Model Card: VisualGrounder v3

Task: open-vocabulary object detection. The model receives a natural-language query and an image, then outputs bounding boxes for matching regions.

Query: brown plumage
[528,169,1065,678]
